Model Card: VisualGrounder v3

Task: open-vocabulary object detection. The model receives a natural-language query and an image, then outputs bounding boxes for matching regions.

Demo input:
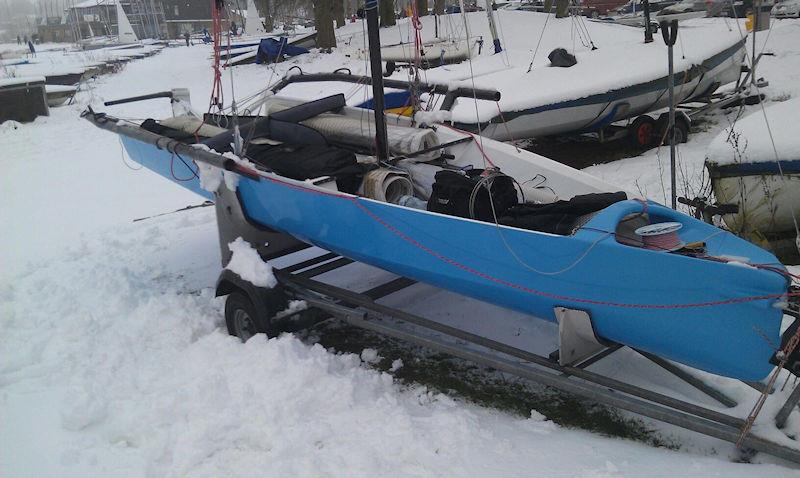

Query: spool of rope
[362,168,414,204]
[634,222,685,252]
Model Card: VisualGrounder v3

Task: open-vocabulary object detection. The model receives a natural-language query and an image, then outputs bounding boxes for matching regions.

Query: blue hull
[122,136,788,381]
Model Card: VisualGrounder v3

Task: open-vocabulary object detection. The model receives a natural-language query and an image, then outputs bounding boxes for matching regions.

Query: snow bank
[707,97,800,165]
[226,237,277,288]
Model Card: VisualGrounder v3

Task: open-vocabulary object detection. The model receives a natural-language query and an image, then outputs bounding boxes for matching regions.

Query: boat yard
[2,6,800,477]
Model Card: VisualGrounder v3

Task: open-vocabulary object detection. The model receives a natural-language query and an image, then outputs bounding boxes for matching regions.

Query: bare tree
[379,0,395,26]
[416,0,428,15]
[433,0,445,15]
[256,0,275,32]
[314,0,337,49]
[333,0,345,27]
[555,0,569,17]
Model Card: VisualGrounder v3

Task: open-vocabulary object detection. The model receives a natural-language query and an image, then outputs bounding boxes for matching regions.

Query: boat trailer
[209,182,800,465]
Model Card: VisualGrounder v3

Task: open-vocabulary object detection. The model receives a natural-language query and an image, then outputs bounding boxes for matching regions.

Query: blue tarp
[356,91,412,110]
[255,38,309,64]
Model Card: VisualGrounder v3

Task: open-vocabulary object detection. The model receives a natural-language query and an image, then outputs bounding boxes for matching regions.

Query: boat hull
[457,40,746,141]
[707,159,800,261]
[121,135,788,381]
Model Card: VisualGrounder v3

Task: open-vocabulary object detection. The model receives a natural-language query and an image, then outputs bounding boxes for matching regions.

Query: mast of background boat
[365,0,389,160]
[457,0,471,49]
[660,19,679,209]
[751,0,760,85]
[483,0,502,53]
[643,0,653,43]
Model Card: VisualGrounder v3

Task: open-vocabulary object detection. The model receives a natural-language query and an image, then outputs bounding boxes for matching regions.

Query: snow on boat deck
[707,96,800,164]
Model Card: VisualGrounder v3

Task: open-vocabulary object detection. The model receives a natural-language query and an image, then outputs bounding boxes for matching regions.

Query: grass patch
[299,320,678,450]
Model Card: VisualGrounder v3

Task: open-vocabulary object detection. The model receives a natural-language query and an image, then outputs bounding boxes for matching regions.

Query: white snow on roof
[707,97,800,165]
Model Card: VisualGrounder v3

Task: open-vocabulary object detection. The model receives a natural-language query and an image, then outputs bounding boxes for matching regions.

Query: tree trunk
[314,0,337,49]
[555,0,569,17]
[256,0,274,32]
[543,0,553,13]
[334,0,346,27]
[379,0,396,26]
[416,0,429,16]
[434,0,445,15]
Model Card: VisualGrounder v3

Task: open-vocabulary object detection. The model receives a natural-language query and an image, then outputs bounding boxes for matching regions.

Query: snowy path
[3,16,800,477]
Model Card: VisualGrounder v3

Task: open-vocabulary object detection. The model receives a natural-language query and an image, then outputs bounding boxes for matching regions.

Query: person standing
[27,40,36,57]
[16,35,21,45]
[184,31,191,46]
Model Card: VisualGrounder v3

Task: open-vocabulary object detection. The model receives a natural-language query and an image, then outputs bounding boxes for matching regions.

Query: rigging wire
[526,10,553,73]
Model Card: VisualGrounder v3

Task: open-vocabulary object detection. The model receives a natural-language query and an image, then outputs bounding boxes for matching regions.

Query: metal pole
[483,0,502,53]
[661,20,678,209]
[364,0,389,161]
[643,0,653,43]
[751,0,759,85]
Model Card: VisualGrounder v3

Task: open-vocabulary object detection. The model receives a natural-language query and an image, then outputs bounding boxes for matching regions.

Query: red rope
[208,0,225,113]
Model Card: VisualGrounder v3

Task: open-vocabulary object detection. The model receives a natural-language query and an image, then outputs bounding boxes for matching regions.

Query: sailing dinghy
[82,3,794,385]
[84,84,793,382]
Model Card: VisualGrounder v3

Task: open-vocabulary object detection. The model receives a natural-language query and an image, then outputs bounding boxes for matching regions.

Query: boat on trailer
[84,76,793,381]
[81,0,800,462]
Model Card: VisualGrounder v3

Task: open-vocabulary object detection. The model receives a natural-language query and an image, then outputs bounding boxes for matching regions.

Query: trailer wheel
[225,291,265,342]
[657,114,690,145]
[628,115,656,148]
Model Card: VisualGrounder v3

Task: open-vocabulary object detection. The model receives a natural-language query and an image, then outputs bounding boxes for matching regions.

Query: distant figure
[202,27,211,44]
[23,34,28,44]
[184,32,191,46]
[230,21,237,36]
[27,40,36,56]
[16,35,21,45]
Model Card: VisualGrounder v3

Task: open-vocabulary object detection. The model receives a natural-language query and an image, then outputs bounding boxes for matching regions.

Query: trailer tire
[657,113,689,145]
[225,291,264,342]
[628,115,656,148]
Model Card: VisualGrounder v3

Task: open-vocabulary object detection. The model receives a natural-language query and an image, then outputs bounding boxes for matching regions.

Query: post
[751,0,759,85]
[484,0,502,53]
[364,0,389,161]
[661,20,678,209]
[643,0,653,44]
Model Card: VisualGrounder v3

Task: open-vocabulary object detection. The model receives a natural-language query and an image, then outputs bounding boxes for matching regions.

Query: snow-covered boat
[221,32,317,66]
[705,98,800,261]
[1,76,48,122]
[45,84,77,107]
[379,14,745,142]
[445,37,745,141]
[360,38,478,68]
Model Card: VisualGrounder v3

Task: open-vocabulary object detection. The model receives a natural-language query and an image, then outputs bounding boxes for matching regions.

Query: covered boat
[705,98,800,262]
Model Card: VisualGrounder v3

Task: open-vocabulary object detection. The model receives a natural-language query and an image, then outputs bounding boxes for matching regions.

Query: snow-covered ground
[2,13,800,477]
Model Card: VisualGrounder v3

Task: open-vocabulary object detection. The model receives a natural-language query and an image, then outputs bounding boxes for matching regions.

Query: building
[56,0,230,41]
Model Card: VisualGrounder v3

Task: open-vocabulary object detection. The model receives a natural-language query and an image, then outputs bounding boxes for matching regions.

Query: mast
[483,0,501,53]
[364,0,389,161]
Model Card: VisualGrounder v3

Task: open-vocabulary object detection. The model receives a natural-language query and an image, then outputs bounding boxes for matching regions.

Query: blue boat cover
[255,38,309,64]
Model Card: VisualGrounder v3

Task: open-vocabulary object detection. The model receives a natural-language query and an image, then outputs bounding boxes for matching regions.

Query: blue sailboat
[83,1,792,382]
